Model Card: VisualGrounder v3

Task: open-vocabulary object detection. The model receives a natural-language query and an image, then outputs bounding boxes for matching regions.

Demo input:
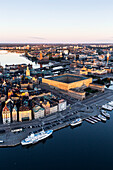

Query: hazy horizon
[1,0,113,43]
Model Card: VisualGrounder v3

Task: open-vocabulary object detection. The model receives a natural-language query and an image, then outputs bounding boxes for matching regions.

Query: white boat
[101,110,110,118]
[98,114,106,122]
[102,104,112,111]
[0,140,4,143]
[70,118,82,126]
[21,129,53,146]
[108,101,113,106]
[85,118,95,124]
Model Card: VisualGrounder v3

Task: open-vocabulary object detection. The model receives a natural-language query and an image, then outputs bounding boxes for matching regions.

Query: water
[1,116,113,170]
[0,50,52,69]
[0,51,113,170]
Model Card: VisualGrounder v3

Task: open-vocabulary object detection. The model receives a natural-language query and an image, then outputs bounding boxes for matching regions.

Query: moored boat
[101,110,110,118]
[70,118,82,127]
[21,129,53,146]
[102,104,112,111]
[108,101,113,106]
[0,140,4,143]
[98,114,106,122]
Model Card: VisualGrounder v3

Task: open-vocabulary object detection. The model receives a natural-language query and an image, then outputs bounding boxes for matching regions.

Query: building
[19,106,32,122]
[12,105,17,122]
[58,99,67,111]
[42,101,50,115]
[33,105,44,119]
[42,73,92,91]
[50,104,58,114]
[2,105,11,124]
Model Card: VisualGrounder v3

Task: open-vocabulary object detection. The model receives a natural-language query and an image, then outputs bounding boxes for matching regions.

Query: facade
[50,105,58,114]
[12,106,17,122]
[19,106,32,122]
[33,105,44,119]
[42,101,50,115]
[2,105,11,124]
[58,99,67,111]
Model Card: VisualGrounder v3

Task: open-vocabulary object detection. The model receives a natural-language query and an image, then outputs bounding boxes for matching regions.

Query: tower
[26,66,30,76]
[107,52,109,65]
[40,52,43,60]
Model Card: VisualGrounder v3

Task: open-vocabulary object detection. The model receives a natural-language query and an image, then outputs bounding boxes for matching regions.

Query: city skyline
[0,0,113,43]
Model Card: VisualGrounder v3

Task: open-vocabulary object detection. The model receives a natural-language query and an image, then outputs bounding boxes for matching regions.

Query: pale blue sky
[0,0,113,43]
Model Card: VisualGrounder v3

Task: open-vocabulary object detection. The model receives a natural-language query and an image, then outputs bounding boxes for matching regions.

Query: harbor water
[0,113,113,170]
[0,51,113,170]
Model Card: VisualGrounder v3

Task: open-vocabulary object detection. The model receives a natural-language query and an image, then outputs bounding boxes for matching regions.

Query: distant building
[107,52,110,65]
[39,52,43,60]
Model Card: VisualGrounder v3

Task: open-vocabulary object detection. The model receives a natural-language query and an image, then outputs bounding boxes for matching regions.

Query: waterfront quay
[0,88,113,147]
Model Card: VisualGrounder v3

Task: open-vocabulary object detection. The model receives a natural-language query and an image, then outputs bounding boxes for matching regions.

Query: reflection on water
[0,50,52,69]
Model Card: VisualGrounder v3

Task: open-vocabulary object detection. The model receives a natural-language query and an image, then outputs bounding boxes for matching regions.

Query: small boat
[91,116,101,121]
[108,101,113,106]
[98,114,106,122]
[85,118,95,124]
[102,104,112,111]
[101,110,110,118]
[70,118,82,127]
[0,140,4,143]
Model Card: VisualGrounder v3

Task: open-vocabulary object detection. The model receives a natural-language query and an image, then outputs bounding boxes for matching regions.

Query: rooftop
[47,74,87,84]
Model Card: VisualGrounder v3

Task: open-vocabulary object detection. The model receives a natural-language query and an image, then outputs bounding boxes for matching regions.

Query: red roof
[3,105,9,112]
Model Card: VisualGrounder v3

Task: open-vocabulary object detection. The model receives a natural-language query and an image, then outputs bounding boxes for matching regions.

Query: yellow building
[42,73,92,91]
[80,66,88,75]
[19,106,32,122]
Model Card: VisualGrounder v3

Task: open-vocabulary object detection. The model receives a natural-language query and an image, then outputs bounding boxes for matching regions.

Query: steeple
[26,66,30,76]
[107,52,109,65]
